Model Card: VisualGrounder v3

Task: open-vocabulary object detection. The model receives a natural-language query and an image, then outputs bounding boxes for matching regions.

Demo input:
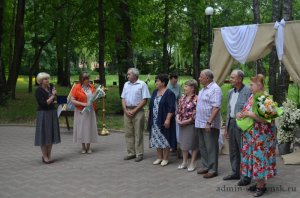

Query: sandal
[178,162,187,169]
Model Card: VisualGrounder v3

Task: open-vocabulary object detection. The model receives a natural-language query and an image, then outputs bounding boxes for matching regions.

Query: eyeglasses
[43,78,49,80]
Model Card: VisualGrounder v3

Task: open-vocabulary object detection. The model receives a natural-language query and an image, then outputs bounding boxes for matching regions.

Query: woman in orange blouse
[71,72,98,154]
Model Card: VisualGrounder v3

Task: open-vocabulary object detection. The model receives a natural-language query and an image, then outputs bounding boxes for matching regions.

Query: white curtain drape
[274,19,286,61]
[221,24,258,64]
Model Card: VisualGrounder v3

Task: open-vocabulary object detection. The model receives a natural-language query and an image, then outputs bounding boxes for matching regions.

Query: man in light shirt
[195,69,222,179]
[121,68,151,162]
[223,70,252,186]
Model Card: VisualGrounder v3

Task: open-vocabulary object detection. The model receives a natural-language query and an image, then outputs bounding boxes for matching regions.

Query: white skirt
[73,108,98,143]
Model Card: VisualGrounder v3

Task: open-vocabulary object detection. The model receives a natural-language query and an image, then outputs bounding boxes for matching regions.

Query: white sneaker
[153,159,162,165]
[161,160,169,166]
[81,150,86,154]
[87,149,92,154]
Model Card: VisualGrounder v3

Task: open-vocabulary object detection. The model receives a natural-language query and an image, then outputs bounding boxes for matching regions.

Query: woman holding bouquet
[71,72,98,154]
[236,74,276,197]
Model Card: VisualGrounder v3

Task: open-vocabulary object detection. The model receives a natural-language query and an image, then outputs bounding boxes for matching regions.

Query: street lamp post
[205,6,214,68]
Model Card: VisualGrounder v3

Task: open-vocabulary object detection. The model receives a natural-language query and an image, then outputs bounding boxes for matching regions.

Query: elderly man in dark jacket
[223,70,252,186]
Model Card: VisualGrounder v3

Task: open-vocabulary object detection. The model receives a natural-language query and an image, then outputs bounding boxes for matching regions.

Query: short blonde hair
[36,72,50,85]
[184,79,198,94]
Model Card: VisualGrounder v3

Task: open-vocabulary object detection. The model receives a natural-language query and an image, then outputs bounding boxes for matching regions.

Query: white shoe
[161,160,169,166]
[178,162,187,169]
[187,163,196,172]
[81,150,86,154]
[153,159,162,165]
[87,149,92,154]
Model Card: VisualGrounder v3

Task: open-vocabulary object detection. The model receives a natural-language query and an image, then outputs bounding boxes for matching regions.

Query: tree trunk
[162,0,169,73]
[28,33,54,93]
[252,0,265,75]
[7,0,25,99]
[8,0,17,76]
[276,0,292,105]
[268,0,281,97]
[117,0,134,96]
[192,18,199,81]
[28,40,39,93]
[98,0,106,86]
[63,27,71,87]
[0,0,5,101]
[197,24,202,77]
[55,7,65,86]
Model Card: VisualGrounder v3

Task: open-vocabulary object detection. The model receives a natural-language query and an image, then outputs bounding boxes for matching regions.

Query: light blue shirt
[121,79,151,107]
[167,83,181,108]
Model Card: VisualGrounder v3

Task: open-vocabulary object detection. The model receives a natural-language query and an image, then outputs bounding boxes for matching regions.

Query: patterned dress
[240,95,276,180]
[149,95,170,148]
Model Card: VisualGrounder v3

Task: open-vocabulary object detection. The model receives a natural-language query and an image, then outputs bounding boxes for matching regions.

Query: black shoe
[248,184,258,192]
[123,155,136,160]
[237,180,251,186]
[248,184,267,192]
[253,187,266,197]
[134,156,143,162]
[223,175,240,180]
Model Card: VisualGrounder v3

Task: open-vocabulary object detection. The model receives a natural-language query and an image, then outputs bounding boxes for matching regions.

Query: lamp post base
[99,127,110,136]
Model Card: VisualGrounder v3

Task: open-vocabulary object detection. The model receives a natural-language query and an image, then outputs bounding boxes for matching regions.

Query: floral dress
[149,95,170,148]
[241,95,277,180]
[176,95,197,122]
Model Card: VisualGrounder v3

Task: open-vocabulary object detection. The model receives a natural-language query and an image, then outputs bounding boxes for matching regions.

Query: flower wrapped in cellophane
[253,92,283,123]
[237,92,283,131]
[80,85,106,114]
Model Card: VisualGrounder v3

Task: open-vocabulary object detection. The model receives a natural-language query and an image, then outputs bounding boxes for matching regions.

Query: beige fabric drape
[282,21,300,87]
[210,20,300,86]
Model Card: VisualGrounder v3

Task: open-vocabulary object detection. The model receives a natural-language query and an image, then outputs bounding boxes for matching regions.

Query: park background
[1,0,300,131]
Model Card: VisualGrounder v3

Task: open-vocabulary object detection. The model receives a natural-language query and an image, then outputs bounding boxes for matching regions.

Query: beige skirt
[179,124,198,150]
[73,108,98,143]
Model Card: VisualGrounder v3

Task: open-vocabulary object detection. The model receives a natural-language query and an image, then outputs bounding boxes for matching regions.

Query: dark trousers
[198,128,219,174]
[228,118,251,182]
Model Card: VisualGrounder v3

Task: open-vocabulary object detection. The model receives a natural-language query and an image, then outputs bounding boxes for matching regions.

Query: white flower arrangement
[277,99,300,144]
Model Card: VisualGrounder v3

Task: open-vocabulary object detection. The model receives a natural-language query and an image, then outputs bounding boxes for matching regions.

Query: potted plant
[277,100,300,155]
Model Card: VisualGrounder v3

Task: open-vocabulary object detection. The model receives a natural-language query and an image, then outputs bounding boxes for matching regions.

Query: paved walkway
[0,126,299,198]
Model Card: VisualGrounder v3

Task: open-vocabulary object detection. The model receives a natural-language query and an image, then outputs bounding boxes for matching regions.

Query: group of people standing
[121,68,276,197]
[34,68,276,197]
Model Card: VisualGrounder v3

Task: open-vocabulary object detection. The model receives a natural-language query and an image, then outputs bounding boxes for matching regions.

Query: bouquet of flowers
[236,92,283,131]
[80,85,106,114]
[253,92,283,123]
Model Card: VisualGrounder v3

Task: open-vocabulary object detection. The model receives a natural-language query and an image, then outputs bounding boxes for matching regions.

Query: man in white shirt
[195,69,222,179]
[121,68,151,162]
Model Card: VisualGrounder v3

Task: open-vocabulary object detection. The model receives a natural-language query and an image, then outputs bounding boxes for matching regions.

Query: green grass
[1,75,299,130]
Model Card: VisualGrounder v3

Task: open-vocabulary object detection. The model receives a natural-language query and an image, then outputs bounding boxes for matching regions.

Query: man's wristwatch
[206,121,212,126]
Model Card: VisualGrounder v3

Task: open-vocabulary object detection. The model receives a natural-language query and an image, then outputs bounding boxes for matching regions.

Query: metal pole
[99,87,109,136]
[207,15,211,69]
